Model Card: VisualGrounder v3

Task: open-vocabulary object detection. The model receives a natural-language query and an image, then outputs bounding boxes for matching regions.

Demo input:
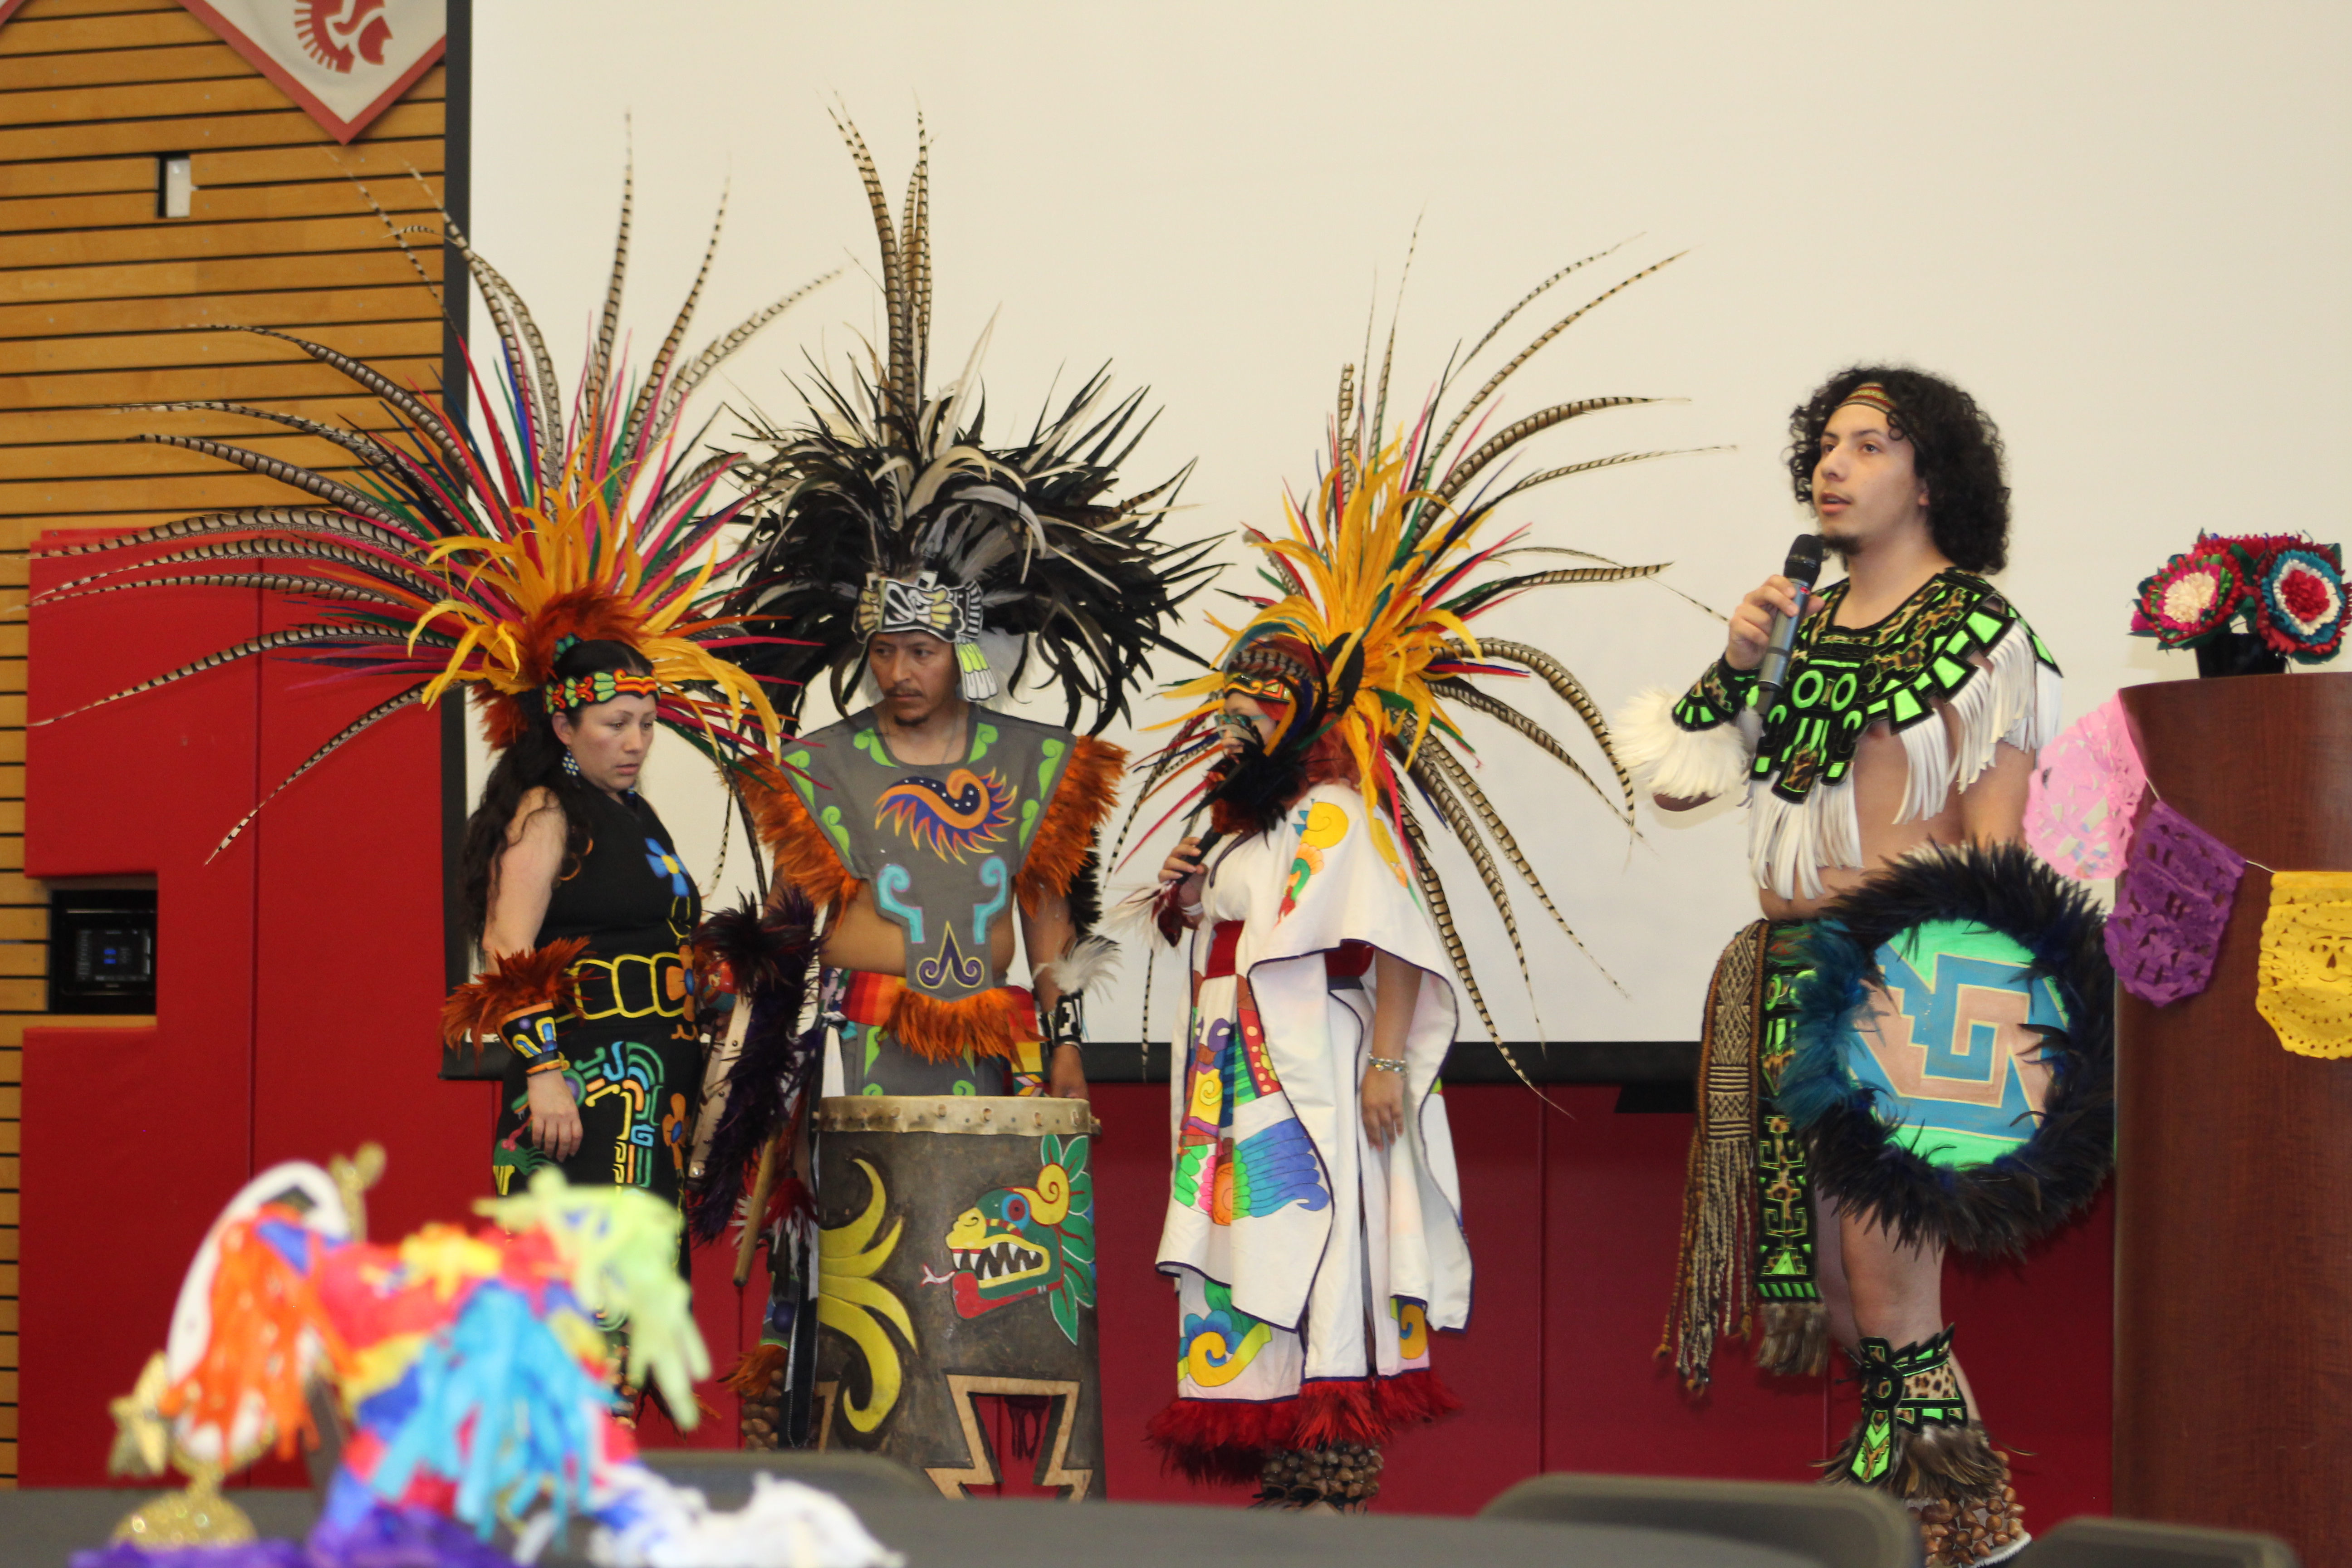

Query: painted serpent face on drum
[933,1134,1098,1344]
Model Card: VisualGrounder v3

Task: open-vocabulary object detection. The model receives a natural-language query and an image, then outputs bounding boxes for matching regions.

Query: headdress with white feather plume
[722,116,1216,734]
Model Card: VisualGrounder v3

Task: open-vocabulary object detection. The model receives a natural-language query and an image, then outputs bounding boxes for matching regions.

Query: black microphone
[1754,534,1827,703]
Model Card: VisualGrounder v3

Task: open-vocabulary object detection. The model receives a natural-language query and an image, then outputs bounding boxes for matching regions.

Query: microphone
[1754,534,1827,704]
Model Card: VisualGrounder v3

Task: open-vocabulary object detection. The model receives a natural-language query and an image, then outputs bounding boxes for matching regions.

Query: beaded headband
[1837,382,1898,417]
[1221,641,1312,697]
[544,669,659,713]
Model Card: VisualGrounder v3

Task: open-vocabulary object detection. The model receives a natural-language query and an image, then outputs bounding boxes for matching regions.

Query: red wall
[22,539,488,1486]
[680,1082,2113,1520]
[1080,1082,2114,1524]
[21,541,2113,1515]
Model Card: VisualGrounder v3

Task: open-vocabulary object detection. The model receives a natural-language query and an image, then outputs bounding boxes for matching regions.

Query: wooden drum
[813,1095,1104,1499]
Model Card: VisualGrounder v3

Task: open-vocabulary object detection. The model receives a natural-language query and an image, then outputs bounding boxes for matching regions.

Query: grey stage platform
[0,1484,1821,1568]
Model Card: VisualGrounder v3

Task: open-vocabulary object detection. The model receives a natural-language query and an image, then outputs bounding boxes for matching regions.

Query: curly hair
[1786,366,2010,574]
[457,638,655,946]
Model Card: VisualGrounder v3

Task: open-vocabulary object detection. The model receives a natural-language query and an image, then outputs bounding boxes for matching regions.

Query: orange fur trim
[1016,735,1126,914]
[740,761,862,913]
[720,1341,791,1398]
[885,984,1039,1063]
[439,937,590,1054]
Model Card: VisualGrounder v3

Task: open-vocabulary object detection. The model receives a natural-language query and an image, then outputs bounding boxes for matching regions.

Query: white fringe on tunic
[1618,624,2063,901]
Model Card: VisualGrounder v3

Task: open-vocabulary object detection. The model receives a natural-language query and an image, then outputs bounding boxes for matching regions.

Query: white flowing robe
[1154,784,1471,1407]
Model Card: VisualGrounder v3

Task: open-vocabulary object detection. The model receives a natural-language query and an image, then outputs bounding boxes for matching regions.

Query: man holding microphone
[1625,368,2106,1568]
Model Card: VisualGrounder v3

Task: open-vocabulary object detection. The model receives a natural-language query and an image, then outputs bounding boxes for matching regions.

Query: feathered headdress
[722,116,1217,734]
[28,164,833,852]
[1130,245,1707,1040]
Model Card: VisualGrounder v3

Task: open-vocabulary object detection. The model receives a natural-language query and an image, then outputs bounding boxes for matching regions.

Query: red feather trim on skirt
[1144,1371,1462,1484]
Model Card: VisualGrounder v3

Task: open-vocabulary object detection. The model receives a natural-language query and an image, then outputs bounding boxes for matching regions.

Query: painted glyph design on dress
[1279,800,1349,916]
[876,769,1016,860]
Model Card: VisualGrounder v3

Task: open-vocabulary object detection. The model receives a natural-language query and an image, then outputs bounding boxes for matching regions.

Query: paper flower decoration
[2130,532,2346,664]
[2132,546,2239,643]
[2254,545,2347,660]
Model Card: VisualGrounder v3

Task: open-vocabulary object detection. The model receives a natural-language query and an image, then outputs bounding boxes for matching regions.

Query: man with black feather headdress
[693,119,1211,1467]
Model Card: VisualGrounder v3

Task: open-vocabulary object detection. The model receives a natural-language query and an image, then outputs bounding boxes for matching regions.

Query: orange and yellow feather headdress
[1130,244,1710,1041]
[29,162,833,854]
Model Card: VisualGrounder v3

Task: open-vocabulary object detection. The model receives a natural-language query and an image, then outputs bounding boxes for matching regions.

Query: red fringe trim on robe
[1144,1372,1463,1485]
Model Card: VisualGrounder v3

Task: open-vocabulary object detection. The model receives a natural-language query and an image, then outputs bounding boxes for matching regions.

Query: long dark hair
[459,638,655,945]
[1786,366,2011,574]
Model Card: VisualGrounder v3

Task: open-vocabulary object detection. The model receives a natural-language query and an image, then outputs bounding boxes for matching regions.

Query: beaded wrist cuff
[1672,657,1759,731]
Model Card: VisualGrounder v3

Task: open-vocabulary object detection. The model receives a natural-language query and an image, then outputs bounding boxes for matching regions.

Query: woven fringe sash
[1662,920,1766,1390]
[1662,919,1828,1389]
[1752,922,1827,1374]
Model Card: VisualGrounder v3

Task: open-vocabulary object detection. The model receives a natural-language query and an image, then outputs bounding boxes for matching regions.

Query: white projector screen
[466,0,2352,1043]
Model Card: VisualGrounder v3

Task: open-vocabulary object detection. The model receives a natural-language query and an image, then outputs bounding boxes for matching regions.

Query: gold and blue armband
[440,936,588,1073]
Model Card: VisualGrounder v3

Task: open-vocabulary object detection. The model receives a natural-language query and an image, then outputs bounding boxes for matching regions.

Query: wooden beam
[191,175,446,225]
[0,318,440,375]
[0,40,243,94]
[0,11,216,57]
[0,246,444,305]
[0,173,444,233]
[0,468,411,514]
[11,0,178,15]
[196,138,445,186]
[0,354,441,412]
[0,283,444,339]
[0,74,311,127]
[0,431,389,482]
[0,398,432,446]
[0,98,443,163]
[0,208,456,270]
[0,153,152,200]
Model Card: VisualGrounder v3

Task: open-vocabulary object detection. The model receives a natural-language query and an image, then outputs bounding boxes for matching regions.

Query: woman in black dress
[456,637,703,1203]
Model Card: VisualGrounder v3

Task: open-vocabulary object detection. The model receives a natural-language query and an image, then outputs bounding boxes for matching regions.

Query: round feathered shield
[1780,842,2115,1257]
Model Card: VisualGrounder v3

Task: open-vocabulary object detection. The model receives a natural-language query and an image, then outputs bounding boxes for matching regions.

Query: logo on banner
[169,0,446,143]
[297,0,394,74]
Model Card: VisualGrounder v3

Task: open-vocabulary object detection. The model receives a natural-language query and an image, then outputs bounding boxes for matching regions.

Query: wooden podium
[2115,673,2352,1563]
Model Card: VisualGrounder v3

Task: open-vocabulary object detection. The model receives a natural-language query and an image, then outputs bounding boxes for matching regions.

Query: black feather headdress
[721,116,1218,735]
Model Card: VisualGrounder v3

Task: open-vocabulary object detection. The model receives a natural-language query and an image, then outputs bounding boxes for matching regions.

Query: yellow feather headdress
[1131,245,1713,1044]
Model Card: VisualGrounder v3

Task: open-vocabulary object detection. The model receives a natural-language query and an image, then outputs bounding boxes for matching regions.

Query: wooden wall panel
[0,0,447,1487]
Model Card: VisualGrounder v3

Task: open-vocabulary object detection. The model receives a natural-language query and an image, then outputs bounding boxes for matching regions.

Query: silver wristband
[1368,1055,1407,1075]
